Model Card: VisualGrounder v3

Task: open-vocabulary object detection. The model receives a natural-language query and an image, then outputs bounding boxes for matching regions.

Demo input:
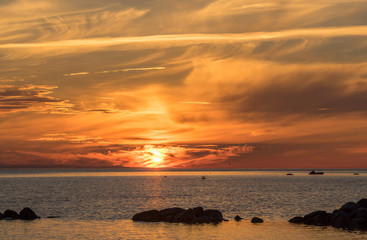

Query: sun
[148,148,165,166]
[152,156,163,163]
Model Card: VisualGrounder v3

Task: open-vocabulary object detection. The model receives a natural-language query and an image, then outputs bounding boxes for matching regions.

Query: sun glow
[147,148,165,167]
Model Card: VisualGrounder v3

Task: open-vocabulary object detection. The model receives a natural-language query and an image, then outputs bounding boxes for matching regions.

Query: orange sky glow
[1,0,367,168]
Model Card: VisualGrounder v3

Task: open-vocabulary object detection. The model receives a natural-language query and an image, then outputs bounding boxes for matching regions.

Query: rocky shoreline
[289,198,367,231]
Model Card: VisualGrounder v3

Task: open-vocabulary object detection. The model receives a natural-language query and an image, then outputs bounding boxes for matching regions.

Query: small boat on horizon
[309,170,324,175]
[286,173,294,176]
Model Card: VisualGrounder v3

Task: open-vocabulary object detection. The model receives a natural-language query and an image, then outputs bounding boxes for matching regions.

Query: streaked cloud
[0,84,74,114]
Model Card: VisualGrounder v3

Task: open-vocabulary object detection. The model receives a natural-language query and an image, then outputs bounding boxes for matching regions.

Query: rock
[355,207,367,219]
[331,210,351,229]
[340,202,359,213]
[313,212,332,226]
[19,207,40,220]
[132,207,224,224]
[251,217,263,223]
[160,207,185,222]
[193,207,205,217]
[303,210,323,224]
[234,215,243,221]
[3,210,19,220]
[348,217,366,231]
[0,212,3,220]
[290,199,367,232]
[175,209,197,224]
[309,171,323,175]
[132,210,163,222]
[357,198,367,208]
[204,209,223,223]
[289,216,304,224]
[46,216,61,218]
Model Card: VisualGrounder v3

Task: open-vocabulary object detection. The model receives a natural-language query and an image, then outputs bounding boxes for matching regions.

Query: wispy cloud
[180,101,211,105]
[0,84,74,114]
[63,72,89,76]
[2,26,367,50]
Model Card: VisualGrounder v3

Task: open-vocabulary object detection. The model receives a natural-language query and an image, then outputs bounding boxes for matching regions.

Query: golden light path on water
[1,219,366,240]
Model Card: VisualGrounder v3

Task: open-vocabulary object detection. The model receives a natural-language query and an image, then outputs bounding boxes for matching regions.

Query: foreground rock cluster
[0,207,40,220]
[132,207,225,224]
[289,198,367,231]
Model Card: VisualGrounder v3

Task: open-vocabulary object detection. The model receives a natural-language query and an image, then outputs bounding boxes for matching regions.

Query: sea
[1,169,367,239]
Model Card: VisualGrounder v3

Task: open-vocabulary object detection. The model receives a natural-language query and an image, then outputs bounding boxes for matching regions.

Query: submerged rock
[132,207,224,224]
[251,217,263,223]
[234,215,243,221]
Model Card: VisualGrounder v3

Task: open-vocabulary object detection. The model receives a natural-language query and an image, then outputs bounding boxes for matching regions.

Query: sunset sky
[1,0,367,168]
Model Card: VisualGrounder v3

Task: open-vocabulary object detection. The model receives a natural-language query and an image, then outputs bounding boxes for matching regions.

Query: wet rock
[3,210,19,220]
[348,217,366,231]
[289,199,367,232]
[355,207,367,219]
[234,215,243,221]
[357,198,367,208]
[46,216,61,219]
[132,210,163,222]
[0,212,3,220]
[193,207,205,217]
[314,212,332,226]
[251,217,263,223]
[340,202,359,213]
[175,209,197,224]
[331,210,351,229]
[19,207,40,220]
[204,209,223,223]
[133,207,224,224]
[288,216,304,224]
[160,207,185,222]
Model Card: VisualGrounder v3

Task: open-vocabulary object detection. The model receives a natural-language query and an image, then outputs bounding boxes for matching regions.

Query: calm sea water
[1,169,367,239]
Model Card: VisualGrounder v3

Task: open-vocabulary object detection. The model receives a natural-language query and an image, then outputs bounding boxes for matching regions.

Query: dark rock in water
[289,216,304,224]
[340,202,359,213]
[290,199,367,231]
[4,210,19,220]
[234,215,243,221]
[355,207,367,218]
[286,173,293,176]
[193,207,205,217]
[251,217,263,223]
[0,212,4,220]
[204,209,223,223]
[357,198,367,208]
[19,207,40,220]
[175,209,197,224]
[132,210,163,222]
[309,170,324,175]
[303,211,331,226]
[160,207,185,222]
[348,217,367,231]
[46,216,61,219]
[133,207,224,224]
[331,210,350,229]
[314,212,332,226]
